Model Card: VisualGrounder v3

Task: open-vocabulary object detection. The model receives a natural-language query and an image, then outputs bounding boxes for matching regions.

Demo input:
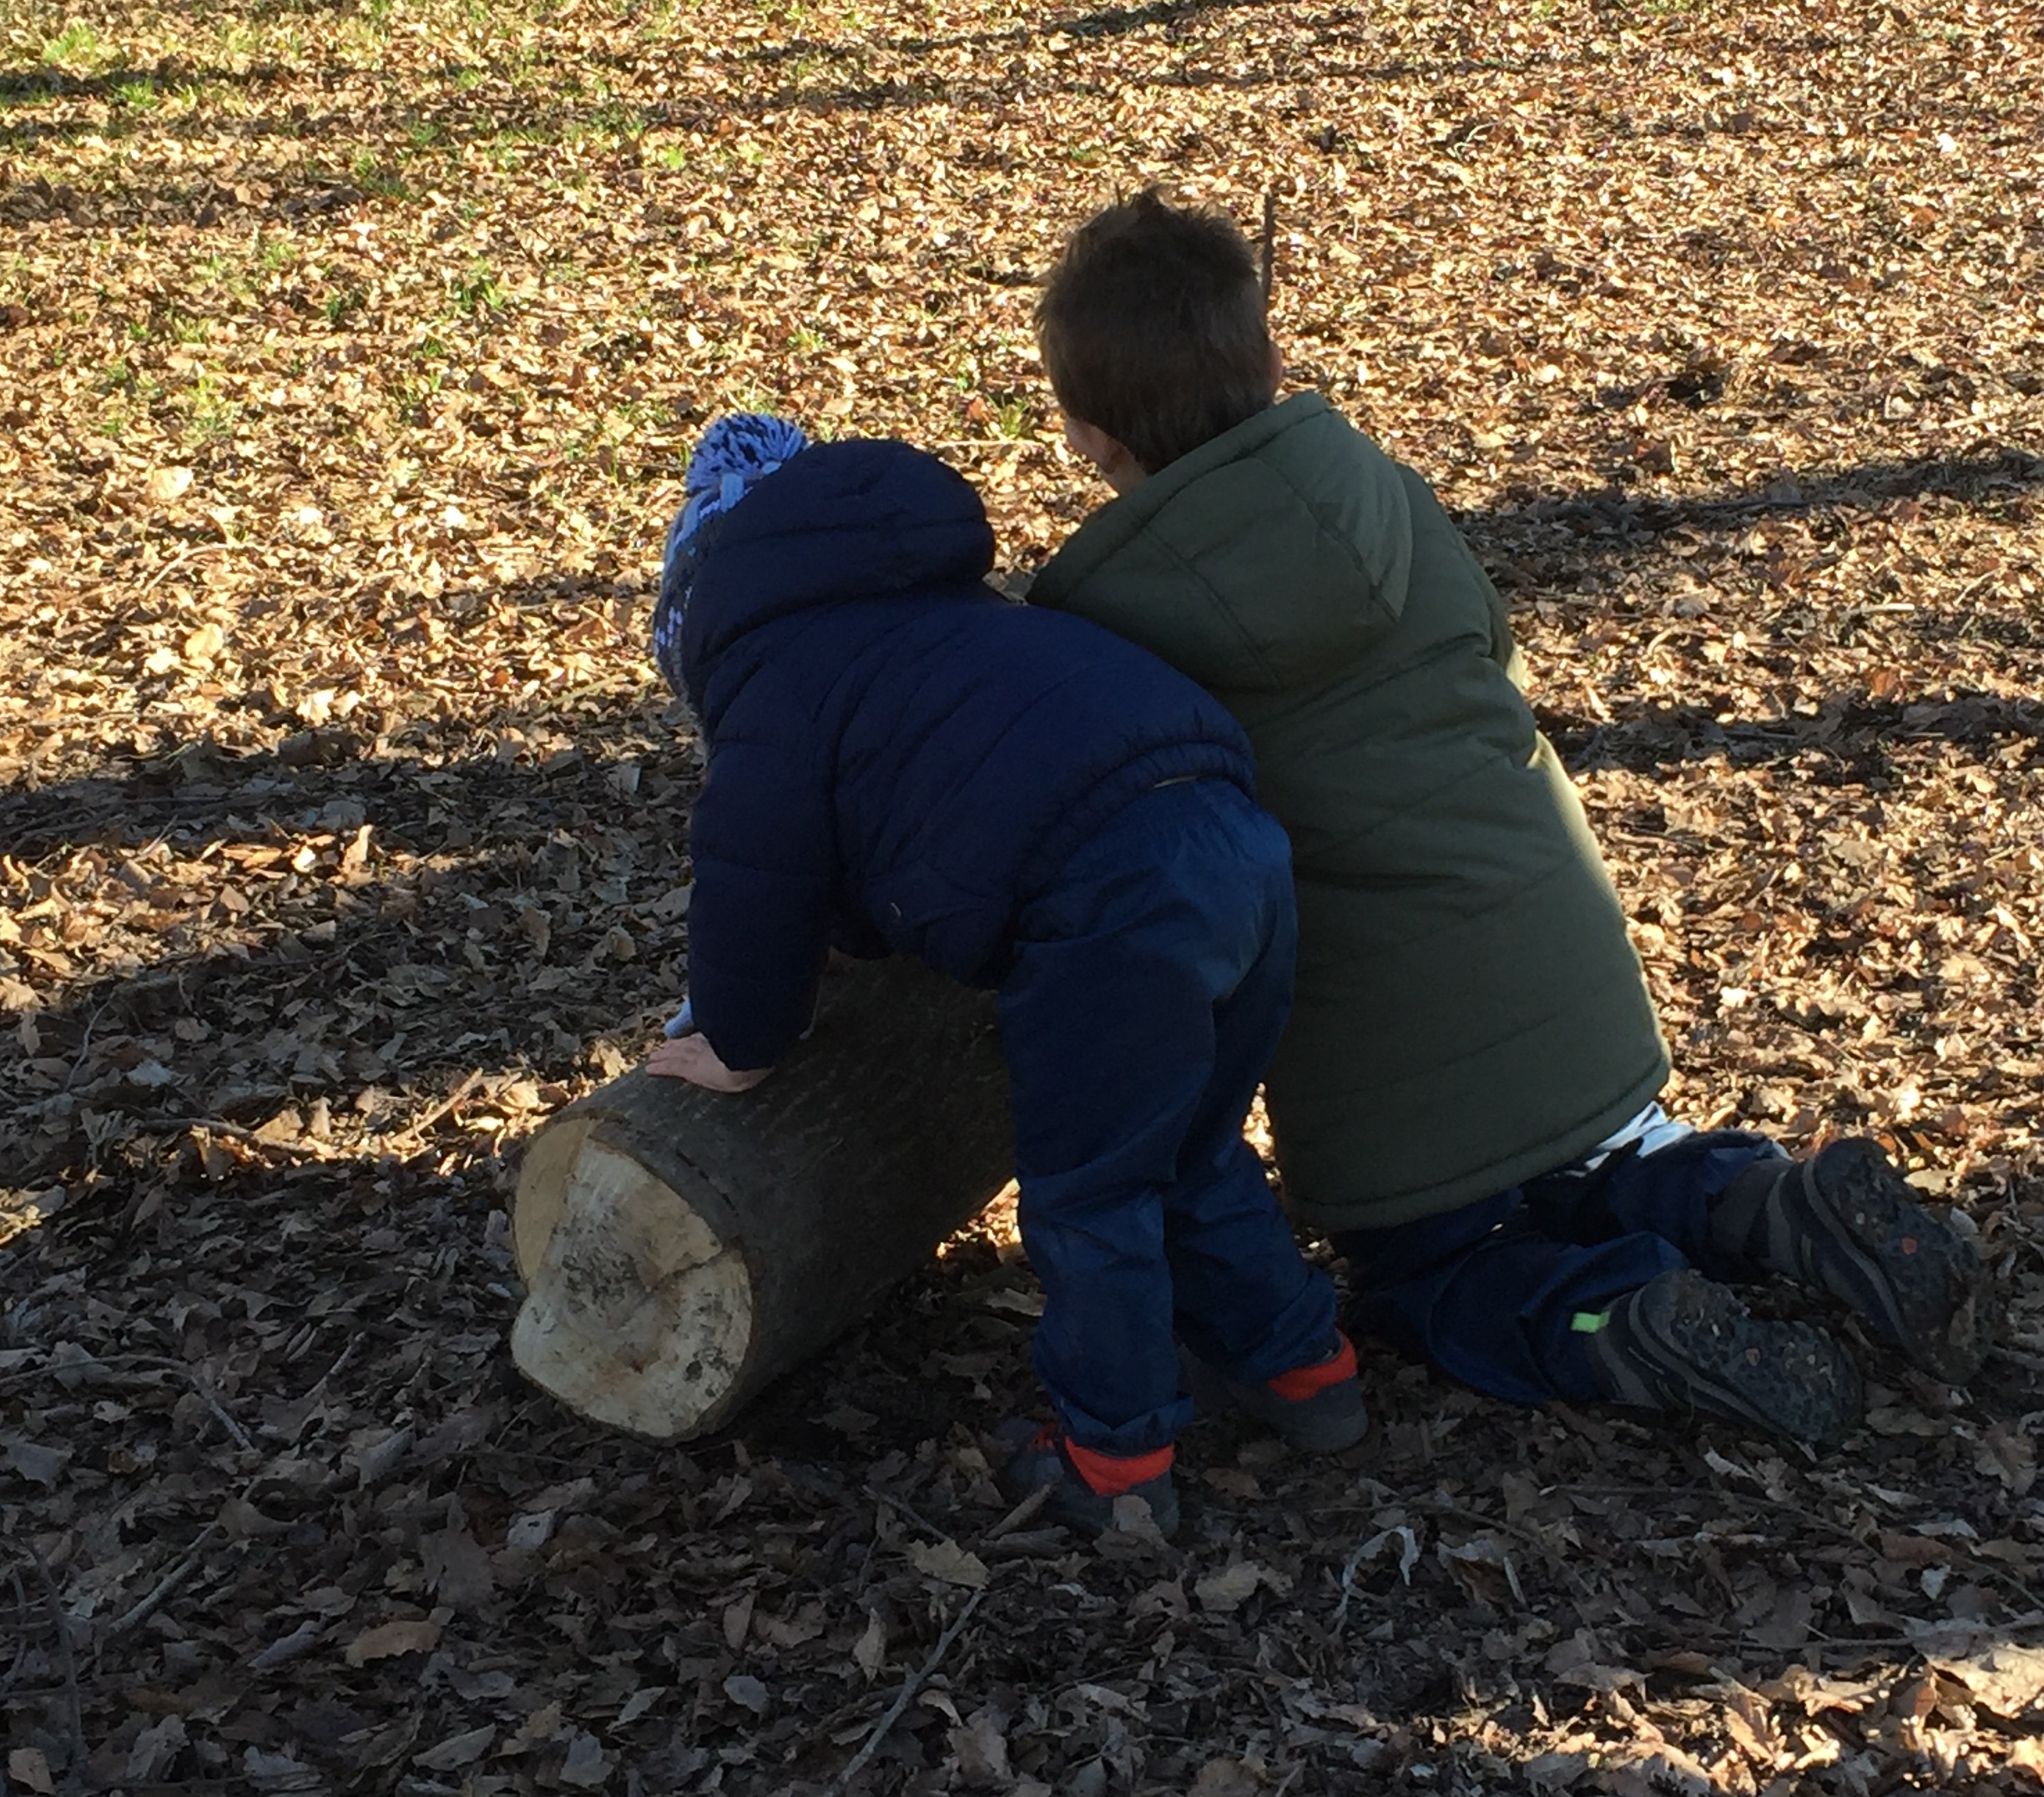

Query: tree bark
[511,957,1015,1442]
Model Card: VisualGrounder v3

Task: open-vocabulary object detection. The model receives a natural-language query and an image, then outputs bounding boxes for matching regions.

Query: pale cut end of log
[510,958,1016,1444]
[511,1118,753,1441]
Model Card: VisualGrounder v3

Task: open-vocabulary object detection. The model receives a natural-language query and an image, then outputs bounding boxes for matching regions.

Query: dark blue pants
[999,780,1335,1458]
[1335,1130,1784,1406]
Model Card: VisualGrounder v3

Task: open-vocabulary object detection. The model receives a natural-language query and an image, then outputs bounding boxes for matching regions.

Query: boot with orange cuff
[998,1333,1368,1538]
[1183,1330,1370,1452]
[999,1428,1182,1537]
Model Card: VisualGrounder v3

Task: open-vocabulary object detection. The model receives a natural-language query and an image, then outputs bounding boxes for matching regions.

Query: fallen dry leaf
[343,1618,443,1667]
[910,1538,990,1589]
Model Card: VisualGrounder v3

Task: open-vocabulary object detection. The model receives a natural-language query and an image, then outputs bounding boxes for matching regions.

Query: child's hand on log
[646,1031,772,1093]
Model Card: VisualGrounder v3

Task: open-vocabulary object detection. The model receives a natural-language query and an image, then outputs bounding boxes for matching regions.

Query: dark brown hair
[1036,189,1276,476]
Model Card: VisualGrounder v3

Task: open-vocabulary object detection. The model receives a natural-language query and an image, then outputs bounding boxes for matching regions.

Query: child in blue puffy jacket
[642,414,1366,1534]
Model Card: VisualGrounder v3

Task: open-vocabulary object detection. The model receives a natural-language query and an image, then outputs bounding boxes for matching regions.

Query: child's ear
[1062,415,1143,491]
[1268,341,1285,391]
[1062,414,1123,469]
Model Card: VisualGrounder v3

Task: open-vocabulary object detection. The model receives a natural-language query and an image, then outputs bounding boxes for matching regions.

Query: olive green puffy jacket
[1030,393,1668,1231]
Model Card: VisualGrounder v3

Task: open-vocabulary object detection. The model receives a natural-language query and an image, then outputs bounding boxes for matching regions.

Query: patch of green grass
[391,365,445,423]
[260,236,295,271]
[406,117,445,148]
[453,260,507,315]
[654,144,689,172]
[571,99,649,147]
[42,22,107,68]
[93,357,160,436]
[180,370,243,447]
[324,285,369,327]
[450,66,485,93]
[114,77,162,109]
[992,396,1034,440]
[348,148,411,199]
[166,309,209,345]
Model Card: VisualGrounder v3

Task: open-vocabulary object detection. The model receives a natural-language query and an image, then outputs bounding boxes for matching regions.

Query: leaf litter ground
[2,0,2043,1791]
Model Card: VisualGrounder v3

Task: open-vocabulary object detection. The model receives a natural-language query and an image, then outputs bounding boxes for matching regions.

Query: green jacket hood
[1029,393,1413,691]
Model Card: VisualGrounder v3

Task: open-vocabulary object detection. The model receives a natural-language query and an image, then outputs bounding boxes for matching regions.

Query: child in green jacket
[1025,190,1991,1447]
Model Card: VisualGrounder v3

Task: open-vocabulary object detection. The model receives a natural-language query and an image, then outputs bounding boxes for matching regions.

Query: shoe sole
[1626,1270,1864,1449]
[1179,1347,1370,1453]
[1795,1139,1992,1383]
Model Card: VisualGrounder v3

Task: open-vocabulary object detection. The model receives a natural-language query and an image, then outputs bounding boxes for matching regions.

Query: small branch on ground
[18,1542,85,1794]
[822,1587,986,1797]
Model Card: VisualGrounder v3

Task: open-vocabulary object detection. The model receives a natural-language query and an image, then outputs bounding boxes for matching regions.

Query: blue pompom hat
[651,412,810,695]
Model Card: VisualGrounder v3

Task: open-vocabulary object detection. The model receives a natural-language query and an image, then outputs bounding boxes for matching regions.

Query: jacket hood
[1029,393,1414,691]
[682,439,996,700]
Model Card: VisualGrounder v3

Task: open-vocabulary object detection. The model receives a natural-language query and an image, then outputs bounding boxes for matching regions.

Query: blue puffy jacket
[674,438,1259,1071]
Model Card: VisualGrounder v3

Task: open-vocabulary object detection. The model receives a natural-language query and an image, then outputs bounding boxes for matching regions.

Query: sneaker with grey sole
[1582,1268,1864,1449]
[1718,1138,1991,1383]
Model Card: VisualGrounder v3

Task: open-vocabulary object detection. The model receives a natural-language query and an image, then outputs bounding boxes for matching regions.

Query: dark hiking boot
[1582,1269,1864,1449]
[1183,1332,1370,1452]
[996,1426,1179,1538]
[1713,1138,1992,1382]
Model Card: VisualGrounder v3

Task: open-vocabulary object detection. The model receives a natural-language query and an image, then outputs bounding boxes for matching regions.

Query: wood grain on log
[512,958,1014,1441]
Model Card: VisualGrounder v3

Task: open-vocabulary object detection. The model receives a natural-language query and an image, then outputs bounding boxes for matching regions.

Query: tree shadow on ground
[1538,687,2044,782]
[725,0,1293,68]
[3,3,1548,176]
[0,60,302,105]
[0,699,699,1190]
[1465,447,2044,555]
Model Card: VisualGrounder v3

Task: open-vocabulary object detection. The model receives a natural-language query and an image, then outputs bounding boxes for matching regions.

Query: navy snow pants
[998,779,1335,1458]
[1335,1128,1786,1406]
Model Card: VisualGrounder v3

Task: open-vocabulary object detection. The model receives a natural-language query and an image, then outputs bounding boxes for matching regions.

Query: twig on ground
[103,1521,225,1643]
[1,1563,29,1694]
[18,1542,85,1794]
[163,1117,346,1164]
[43,1350,257,1451]
[982,1481,1052,1543]
[175,1366,256,1452]
[378,1069,484,1153]
[822,1586,986,1797]
[102,1473,262,1644]
[58,997,116,1093]
[138,542,246,594]
[865,1485,951,1544]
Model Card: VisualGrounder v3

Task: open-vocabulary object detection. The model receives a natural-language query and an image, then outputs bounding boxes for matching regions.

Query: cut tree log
[511,957,1014,1442]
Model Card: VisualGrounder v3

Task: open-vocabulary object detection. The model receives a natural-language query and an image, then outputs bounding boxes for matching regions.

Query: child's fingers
[646,1037,712,1081]
[645,1033,771,1093]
